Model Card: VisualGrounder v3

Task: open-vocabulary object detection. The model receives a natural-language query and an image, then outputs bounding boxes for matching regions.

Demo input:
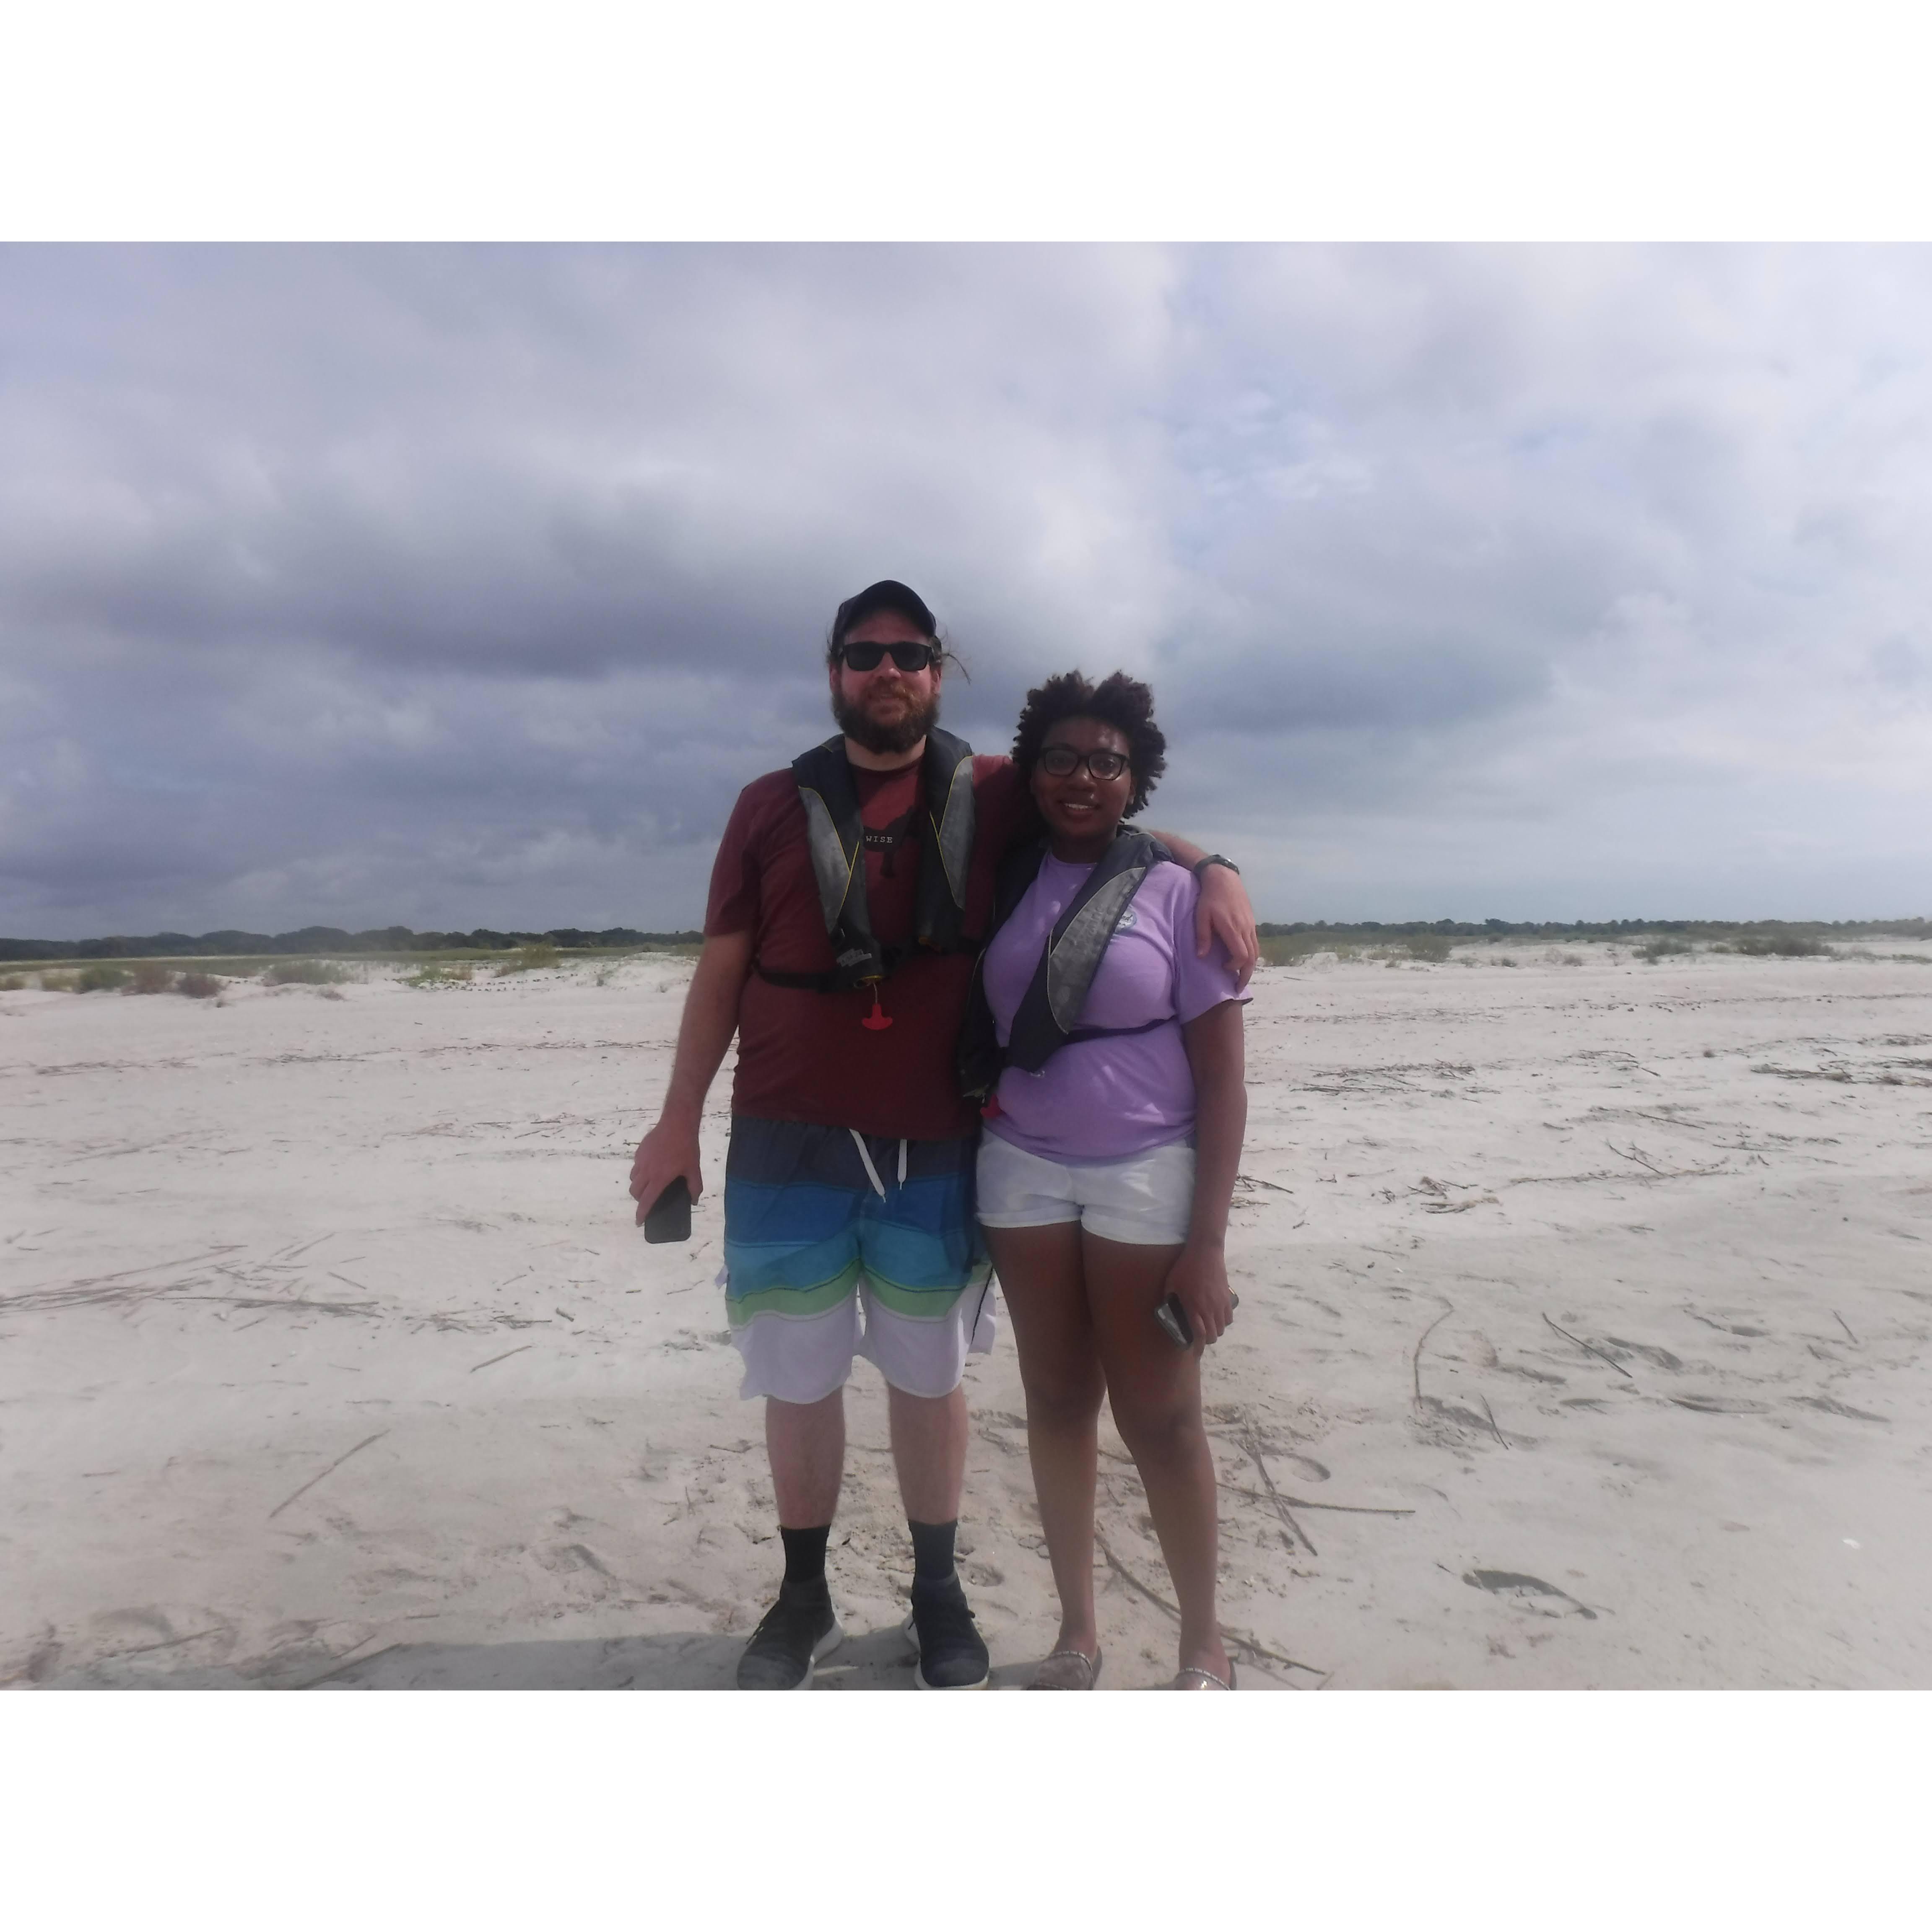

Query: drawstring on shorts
[848,1130,909,1199]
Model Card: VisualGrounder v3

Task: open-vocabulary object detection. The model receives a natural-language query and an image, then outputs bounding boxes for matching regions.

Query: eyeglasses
[1037,745,1130,781]
[838,641,940,673]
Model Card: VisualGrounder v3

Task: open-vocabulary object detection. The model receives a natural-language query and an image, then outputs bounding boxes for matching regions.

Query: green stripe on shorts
[861,1265,988,1321]
[724,1255,864,1327]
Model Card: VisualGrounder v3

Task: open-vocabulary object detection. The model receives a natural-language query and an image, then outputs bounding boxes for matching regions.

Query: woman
[969,671,1247,1690]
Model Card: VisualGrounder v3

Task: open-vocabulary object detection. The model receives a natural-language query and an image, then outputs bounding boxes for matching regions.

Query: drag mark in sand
[1218,1480,1413,1517]
[1606,1138,1727,1181]
[267,1430,390,1519]
[1542,1312,1635,1379]
[1480,1394,1510,1449]
[1411,1304,1454,1403]
[1411,1302,1510,1440]
[1093,1530,1326,1681]
[1237,1415,1317,1555]
[470,1344,535,1373]
[1463,1570,1598,1619]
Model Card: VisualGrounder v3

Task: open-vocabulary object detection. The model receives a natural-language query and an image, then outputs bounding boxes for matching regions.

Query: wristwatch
[1192,854,1240,879]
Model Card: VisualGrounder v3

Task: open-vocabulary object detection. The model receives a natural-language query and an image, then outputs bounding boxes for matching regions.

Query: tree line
[0,925,704,963]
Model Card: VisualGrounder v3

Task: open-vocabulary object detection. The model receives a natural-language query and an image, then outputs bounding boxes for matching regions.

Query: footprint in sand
[1463,1570,1599,1620]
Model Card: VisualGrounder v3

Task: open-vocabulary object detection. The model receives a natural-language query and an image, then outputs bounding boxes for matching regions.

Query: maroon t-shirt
[706,752,1030,1140]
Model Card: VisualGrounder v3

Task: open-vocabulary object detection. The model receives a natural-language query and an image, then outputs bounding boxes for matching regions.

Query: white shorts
[976,1132,1195,1246]
[734,1278,999,1405]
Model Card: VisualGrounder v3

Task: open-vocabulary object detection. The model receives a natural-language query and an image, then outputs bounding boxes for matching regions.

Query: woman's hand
[1165,1239,1236,1348]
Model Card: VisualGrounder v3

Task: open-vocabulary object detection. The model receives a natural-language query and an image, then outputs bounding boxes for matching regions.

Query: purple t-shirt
[982,854,1248,1162]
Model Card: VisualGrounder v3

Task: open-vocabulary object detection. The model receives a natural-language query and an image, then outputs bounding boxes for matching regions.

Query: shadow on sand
[49,1623,1042,1691]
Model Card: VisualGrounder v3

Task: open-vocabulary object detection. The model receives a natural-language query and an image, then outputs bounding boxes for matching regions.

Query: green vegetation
[1405,935,1452,962]
[1728,933,1829,958]
[494,943,561,976]
[0,974,24,992]
[74,963,131,991]
[177,972,223,999]
[127,961,175,994]
[0,923,704,964]
[1258,935,1359,966]
[1255,917,1929,950]
[263,960,353,986]
[1639,937,1694,962]
[405,962,475,988]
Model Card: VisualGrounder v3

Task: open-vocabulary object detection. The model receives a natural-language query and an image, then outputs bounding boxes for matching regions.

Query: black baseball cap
[831,579,937,645]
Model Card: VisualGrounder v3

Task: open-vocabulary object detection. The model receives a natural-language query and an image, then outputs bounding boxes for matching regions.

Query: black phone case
[1156,1291,1238,1347]
[644,1175,692,1244]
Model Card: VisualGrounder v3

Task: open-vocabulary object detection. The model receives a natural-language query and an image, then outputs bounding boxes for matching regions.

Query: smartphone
[1156,1291,1239,1348]
[1155,1294,1193,1348]
[643,1174,692,1244]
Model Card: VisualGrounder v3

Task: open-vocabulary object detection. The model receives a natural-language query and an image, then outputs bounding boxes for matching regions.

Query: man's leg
[880,1374,989,1689]
[855,1134,996,1689]
[885,1381,966,1524]
[767,1387,847,1525]
[724,1118,866,1689]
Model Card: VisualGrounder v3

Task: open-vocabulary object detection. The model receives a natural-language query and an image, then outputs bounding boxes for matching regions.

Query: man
[627,580,1257,1689]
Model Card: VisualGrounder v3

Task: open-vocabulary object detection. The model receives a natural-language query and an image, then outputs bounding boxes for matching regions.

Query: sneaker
[735,1584,844,1690]
[901,1573,991,1690]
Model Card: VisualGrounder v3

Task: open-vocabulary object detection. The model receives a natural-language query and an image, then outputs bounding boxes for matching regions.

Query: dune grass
[1727,933,1831,958]
[263,960,354,986]
[493,943,561,976]
[405,962,475,988]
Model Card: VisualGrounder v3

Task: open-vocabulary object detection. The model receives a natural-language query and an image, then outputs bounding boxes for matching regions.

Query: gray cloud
[3,244,1931,935]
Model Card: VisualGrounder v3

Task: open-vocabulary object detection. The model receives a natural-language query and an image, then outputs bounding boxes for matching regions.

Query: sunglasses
[838,641,940,673]
[1037,745,1130,781]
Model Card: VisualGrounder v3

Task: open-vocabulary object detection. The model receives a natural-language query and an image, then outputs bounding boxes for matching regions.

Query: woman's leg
[1084,1231,1230,1682]
[982,1222,1106,1658]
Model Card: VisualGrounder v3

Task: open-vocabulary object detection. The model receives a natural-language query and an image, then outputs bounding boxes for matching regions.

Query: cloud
[3,243,1931,935]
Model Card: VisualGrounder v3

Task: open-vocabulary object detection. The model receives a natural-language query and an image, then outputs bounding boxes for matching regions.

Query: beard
[832,681,940,756]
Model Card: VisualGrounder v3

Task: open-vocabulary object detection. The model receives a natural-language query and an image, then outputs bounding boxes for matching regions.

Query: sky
[3,242,1929,938]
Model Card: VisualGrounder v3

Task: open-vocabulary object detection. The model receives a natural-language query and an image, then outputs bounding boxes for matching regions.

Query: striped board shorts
[722,1116,996,1405]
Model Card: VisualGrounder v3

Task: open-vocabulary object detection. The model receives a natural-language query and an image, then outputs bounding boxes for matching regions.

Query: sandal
[1027,1646,1103,1690]
[1169,1661,1236,1690]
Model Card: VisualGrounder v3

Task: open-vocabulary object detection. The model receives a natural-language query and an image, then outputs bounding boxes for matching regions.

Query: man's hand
[629,1118,704,1228]
[1164,1239,1236,1348]
[623,929,751,1231]
[1195,864,1259,989]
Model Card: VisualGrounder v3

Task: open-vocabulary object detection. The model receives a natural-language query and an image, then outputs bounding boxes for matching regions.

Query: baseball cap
[831,579,937,645]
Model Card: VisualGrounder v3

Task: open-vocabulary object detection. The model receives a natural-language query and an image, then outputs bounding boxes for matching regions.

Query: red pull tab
[980,1091,1003,1121]
[861,984,893,1031]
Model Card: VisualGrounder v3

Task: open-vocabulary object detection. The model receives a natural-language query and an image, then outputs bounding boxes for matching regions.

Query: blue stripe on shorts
[722,1117,989,1325]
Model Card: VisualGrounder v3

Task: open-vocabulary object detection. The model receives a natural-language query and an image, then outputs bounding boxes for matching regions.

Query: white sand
[3,942,1929,1689]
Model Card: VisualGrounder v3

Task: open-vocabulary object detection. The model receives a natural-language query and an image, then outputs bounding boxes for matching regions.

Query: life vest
[755,726,978,998]
[957,828,1173,1099]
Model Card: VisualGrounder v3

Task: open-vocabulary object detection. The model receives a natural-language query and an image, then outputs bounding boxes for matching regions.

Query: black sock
[780,1524,830,1596]
[909,1518,958,1586]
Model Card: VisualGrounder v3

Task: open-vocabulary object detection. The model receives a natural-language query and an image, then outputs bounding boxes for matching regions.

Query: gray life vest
[957,829,1172,1098]
[756,726,977,996]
